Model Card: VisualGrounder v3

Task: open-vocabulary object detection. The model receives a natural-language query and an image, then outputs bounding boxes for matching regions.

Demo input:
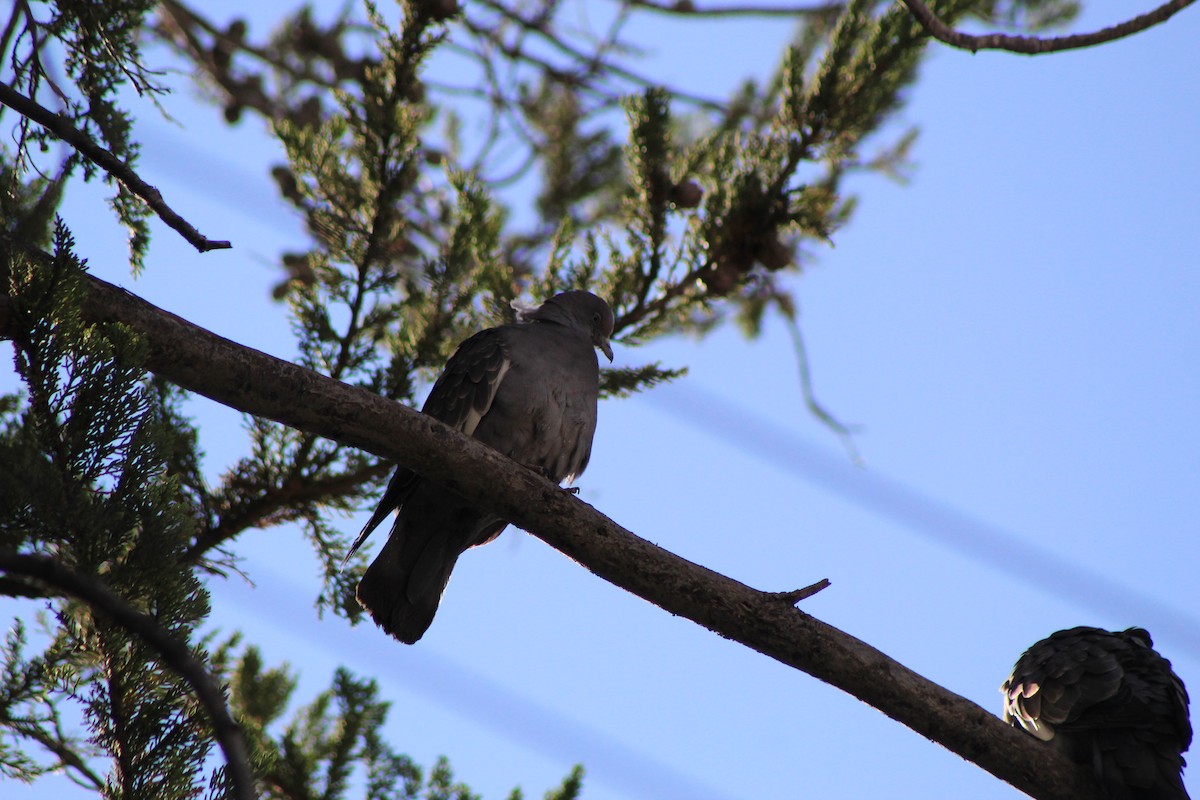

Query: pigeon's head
[516,291,615,362]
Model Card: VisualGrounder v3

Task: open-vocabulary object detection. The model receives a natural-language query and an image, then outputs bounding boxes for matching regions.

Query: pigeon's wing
[421,327,513,435]
[1002,627,1126,739]
[343,465,420,564]
[344,328,512,563]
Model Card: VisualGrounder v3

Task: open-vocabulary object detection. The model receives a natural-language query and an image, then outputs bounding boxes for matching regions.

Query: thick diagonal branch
[0,81,231,252]
[0,243,1102,800]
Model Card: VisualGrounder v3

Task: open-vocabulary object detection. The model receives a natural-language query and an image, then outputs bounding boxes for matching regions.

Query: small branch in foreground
[183,461,394,564]
[899,0,1196,54]
[0,552,255,800]
[1,716,105,790]
[0,81,231,252]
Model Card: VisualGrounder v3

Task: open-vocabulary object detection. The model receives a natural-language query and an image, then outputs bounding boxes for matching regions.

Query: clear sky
[4,2,1199,799]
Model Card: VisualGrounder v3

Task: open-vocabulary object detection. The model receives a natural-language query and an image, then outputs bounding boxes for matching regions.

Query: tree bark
[0,241,1102,800]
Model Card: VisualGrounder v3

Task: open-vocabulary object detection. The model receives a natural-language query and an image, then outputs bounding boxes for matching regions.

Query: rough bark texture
[0,245,1104,800]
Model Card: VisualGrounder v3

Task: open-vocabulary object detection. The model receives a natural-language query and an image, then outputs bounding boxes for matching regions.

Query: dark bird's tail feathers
[355,500,507,645]
[1087,728,1192,800]
[356,526,460,645]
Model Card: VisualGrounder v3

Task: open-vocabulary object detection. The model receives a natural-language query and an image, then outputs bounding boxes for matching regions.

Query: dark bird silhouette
[1002,626,1192,799]
[349,291,614,644]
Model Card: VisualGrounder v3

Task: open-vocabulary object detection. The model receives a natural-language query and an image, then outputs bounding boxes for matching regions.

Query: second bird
[351,290,614,644]
[1002,626,1192,800]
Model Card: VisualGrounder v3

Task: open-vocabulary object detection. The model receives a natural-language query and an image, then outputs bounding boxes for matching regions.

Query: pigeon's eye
[592,312,602,325]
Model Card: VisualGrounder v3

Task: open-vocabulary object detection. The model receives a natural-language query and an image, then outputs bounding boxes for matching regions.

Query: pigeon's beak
[598,337,614,362]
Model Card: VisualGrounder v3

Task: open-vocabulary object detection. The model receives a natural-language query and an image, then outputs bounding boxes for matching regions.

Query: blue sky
[4,2,1199,799]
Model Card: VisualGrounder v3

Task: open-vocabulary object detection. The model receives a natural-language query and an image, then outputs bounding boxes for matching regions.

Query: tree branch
[470,0,727,109]
[184,461,394,563]
[0,81,231,252]
[899,0,1197,54]
[0,552,255,800]
[0,713,105,789]
[0,238,1103,800]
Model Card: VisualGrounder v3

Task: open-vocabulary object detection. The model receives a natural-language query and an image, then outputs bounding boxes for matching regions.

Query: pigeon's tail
[356,504,508,645]
[356,527,460,645]
[1050,728,1193,800]
[1088,730,1192,800]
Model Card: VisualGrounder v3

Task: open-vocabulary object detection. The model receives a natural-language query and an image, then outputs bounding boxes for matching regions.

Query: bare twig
[765,579,832,604]
[0,4,24,66]
[899,0,1197,54]
[0,81,231,252]
[778,297,863,463]
[0,240,1106,800]
[183,461,393,563]
[0,552,255,800]
[471,0,727,109]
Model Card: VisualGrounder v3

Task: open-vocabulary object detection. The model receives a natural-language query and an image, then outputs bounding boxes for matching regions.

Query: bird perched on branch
[349,290,614,644]
[1002,626,1192,800]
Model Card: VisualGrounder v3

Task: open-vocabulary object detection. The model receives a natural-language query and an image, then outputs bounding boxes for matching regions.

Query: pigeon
[1002,626,1192,800]
[350,290,614,644]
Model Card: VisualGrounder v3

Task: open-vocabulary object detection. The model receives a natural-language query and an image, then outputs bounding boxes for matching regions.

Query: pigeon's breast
[473,327,600,485]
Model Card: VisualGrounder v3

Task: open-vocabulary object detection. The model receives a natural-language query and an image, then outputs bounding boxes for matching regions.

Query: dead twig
[0,81,231,252]
[766,579,832,604]
[899,0,1196,55]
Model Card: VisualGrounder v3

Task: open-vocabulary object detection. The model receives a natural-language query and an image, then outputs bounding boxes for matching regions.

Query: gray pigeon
[1002,626,1192,800]
[350,290,614,644]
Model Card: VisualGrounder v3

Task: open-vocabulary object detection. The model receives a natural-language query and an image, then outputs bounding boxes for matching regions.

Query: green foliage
[5,0,1074,626]
[0,160,69,250]
[528,82,624,232]
[0,619,105,787]
[117,0,1088,613]
[601,364,689,401]
[974,0,1079,28]
[5,0,161,268]
[500,765,584,800]
[2,225,213,798]
[542,766,584,800]
[231,4,526,614]
[212,640,581,800]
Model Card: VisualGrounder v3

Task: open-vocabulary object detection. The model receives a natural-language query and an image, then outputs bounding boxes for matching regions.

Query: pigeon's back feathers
[1002,626,1191,800]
